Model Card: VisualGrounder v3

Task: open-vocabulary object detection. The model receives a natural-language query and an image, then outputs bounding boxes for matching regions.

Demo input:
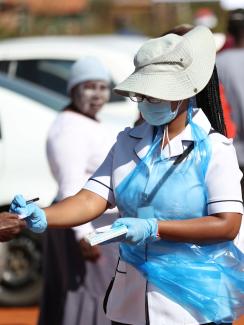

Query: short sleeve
[83,144,115,208]
[206,135,243,215]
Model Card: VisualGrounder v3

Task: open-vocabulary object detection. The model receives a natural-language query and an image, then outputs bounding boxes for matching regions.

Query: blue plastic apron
[114,111,244,324]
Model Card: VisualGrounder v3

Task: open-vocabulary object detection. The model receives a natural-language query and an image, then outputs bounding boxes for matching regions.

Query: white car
[0,35,147,139]
[0,76,62,207]
[0,35,146,306]
[0,74,68,305]
[0,35,147,206]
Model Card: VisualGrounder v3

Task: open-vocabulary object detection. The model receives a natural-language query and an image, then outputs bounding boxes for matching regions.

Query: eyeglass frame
[129,92,164,104]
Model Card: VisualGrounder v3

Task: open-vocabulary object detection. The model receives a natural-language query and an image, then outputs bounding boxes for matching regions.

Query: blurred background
[0,0,239,37]
[0,0,243,324]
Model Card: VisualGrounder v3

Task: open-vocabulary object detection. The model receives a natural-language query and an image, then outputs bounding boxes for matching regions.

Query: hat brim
[114,26,216,101]
[213,32,226,52]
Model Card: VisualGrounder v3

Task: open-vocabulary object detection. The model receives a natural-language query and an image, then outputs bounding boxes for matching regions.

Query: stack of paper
[84,224,128,246]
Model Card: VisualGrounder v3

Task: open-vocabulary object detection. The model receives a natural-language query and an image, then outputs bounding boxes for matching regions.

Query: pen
[26,197,39,204]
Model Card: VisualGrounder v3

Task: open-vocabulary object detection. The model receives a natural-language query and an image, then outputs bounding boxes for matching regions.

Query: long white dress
[46,110,119,325]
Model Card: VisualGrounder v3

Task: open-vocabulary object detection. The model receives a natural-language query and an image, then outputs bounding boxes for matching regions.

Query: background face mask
[138,100,181,126]
[73,81,110,118]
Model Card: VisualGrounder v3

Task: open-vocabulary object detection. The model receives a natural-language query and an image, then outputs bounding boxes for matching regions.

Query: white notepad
[84,224,128,246]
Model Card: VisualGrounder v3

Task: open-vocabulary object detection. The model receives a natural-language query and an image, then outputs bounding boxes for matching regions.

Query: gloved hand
[10,194,47,233]
[112,217,158,246]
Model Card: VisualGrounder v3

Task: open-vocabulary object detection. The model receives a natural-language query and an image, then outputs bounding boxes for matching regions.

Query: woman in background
[38,56,118,325]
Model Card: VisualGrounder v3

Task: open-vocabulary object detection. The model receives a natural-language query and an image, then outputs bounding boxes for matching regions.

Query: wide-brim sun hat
[67,56,111,95]
[114,26,216,101]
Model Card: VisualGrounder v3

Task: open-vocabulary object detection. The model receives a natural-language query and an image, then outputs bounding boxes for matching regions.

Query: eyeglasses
[129,92,163,104]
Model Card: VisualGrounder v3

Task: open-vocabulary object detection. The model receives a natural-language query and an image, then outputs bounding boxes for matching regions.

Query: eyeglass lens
[129,92,162,104]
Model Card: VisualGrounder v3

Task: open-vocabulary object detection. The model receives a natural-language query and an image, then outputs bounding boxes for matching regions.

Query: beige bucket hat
[114,26,216,101]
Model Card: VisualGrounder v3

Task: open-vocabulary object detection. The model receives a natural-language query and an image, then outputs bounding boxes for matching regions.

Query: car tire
[0,229,43,306]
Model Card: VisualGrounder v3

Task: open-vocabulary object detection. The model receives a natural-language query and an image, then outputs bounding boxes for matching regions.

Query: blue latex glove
[10,194,47,233]
[112,217,158,245]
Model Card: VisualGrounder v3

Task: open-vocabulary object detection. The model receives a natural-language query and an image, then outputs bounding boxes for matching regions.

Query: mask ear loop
[165,125,171,158]
[163,100,184,158]
[161,125,172,158]
[176,100,184,112]
[161,125,166,148]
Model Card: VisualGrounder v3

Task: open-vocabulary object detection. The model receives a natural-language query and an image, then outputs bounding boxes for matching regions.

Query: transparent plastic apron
[114,108,244,324]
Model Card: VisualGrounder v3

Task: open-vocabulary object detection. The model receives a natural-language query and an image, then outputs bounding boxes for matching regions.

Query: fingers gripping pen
[18,197,40,219]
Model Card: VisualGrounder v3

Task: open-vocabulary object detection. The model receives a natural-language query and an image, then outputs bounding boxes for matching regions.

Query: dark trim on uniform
[115,257,127,274]
[112,320,131,325]
[88,178,113,192]
[201,323,232,325]
[207,199,243,205]
[103,258,121,314]
[103,276,115,314]
[173,142,194,165]
[145,243,150,325]
[145,281,150,325]
[116,269,127,274]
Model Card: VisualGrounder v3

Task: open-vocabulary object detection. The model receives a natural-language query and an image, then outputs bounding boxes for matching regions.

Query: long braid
[196,65,227,136]
[161,26,227,136]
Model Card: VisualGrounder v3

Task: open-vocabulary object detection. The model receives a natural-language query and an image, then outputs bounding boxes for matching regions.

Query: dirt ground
[0,307,243,325]
[0,307,39,325]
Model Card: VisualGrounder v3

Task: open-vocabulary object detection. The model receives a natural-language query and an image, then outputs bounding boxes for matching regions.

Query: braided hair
[196,65,227,136]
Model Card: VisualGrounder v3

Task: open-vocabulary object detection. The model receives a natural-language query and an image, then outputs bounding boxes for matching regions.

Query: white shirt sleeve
[205,134,243,215]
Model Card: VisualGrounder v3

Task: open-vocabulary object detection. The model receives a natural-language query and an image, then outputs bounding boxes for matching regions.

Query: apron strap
[145,142,195,204]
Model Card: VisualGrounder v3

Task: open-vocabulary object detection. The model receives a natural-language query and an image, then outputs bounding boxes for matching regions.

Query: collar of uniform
[129,108,211,159]
[163,108,212,158]
[182,108,212,141]
[129,122,154,159]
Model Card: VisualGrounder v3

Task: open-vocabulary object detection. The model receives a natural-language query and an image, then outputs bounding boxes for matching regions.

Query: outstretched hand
[10,195,47,233]
[0,212,26,242]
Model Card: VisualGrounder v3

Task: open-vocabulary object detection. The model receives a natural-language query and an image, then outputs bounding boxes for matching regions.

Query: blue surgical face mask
[138,100,182,126]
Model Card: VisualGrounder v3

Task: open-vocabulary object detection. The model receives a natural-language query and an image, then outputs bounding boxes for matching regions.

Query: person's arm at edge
[0,212,26,242]
[44,189,109,228]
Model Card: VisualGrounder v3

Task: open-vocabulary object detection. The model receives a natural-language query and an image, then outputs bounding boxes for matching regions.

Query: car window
[0,61,10,74]
[16,59,125,103]
[16,60,69,96]
[0,73,68,112]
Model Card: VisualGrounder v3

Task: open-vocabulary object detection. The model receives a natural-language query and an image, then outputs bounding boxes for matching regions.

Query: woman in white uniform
[38,56,118,325]
[11,26,244,325]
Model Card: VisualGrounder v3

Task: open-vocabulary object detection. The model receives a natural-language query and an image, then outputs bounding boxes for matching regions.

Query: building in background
[2,0,87,15]
[0,0,89,36]
[0,0,233,38]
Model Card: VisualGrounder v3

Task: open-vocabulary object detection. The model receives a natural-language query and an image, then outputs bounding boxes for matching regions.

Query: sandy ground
[0,307,39,325]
